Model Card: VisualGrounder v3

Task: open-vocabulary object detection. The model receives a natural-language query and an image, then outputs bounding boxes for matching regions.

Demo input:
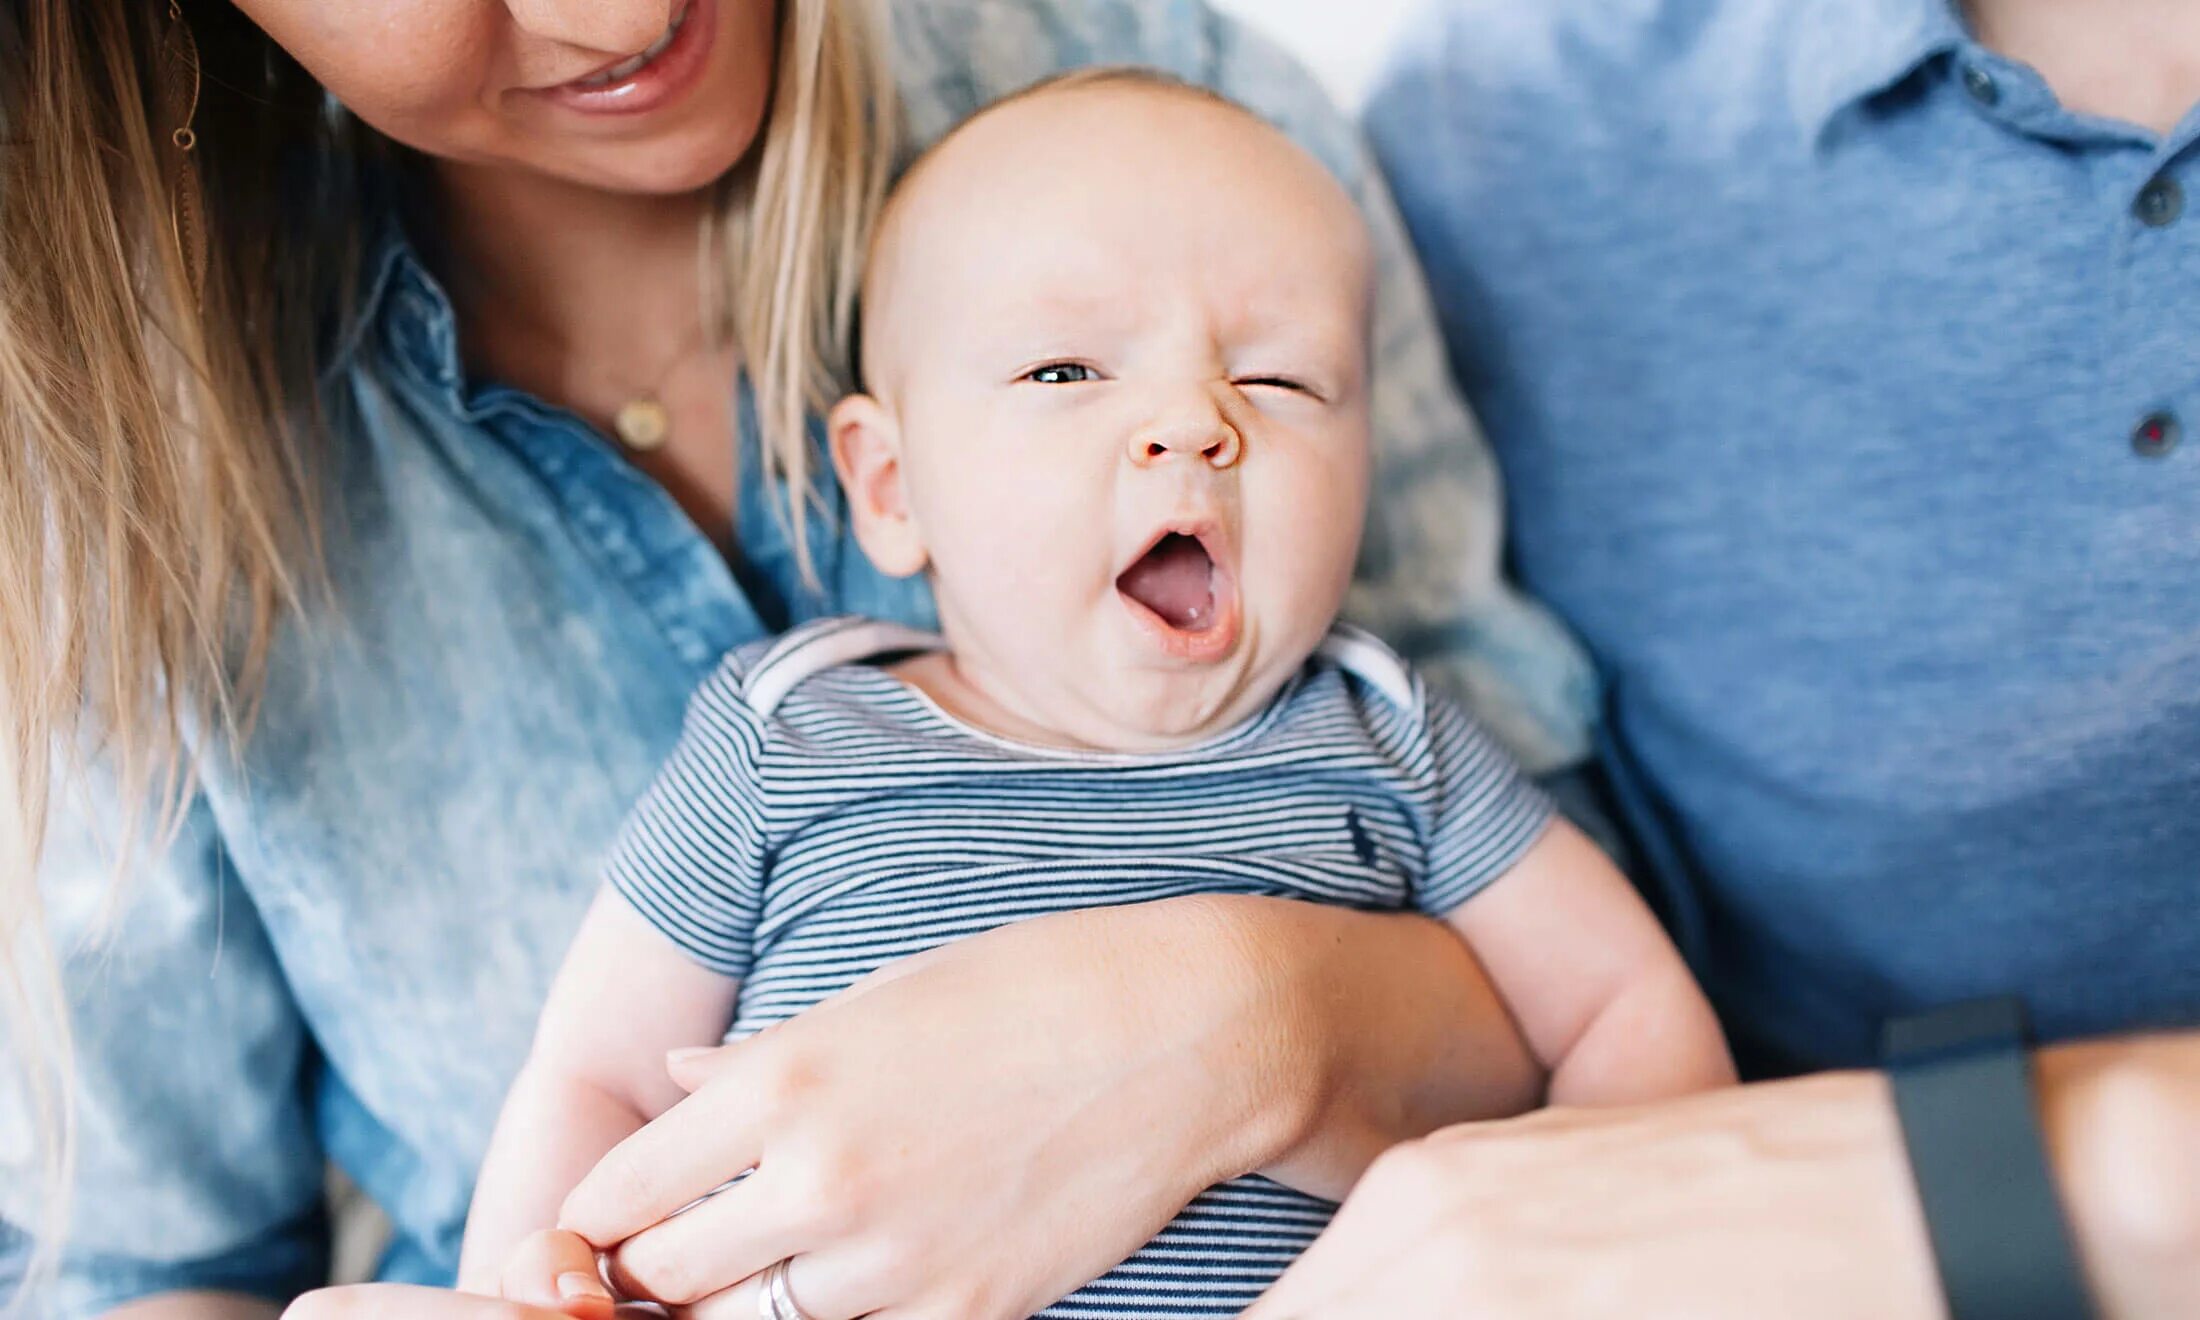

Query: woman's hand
[1247,1035,2200,1319]
[555,895,1541,1319]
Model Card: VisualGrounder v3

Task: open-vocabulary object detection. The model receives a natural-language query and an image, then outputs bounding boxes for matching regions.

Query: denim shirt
[2,1,1595,1312]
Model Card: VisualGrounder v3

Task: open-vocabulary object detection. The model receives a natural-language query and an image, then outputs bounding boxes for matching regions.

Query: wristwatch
[1882,997,2097,1320]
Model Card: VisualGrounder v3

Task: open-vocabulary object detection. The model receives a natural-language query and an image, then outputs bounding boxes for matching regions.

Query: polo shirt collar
[1789,0,1970,143]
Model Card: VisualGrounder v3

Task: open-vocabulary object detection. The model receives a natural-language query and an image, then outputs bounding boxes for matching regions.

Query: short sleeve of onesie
[1411,689,1557,917]
[603,656,777,979]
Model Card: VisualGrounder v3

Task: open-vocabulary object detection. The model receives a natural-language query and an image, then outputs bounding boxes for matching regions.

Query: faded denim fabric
[1368,0,2200,1077]
[1,1,1594,1312]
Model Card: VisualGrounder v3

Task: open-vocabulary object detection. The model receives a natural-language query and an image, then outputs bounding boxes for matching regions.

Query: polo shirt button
[2133,410,2181,458]
[2135,176,2184,227]
[1961,65,2000,106]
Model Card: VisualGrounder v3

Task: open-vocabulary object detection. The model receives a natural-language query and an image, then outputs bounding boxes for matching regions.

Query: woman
[0,1,1597,1316]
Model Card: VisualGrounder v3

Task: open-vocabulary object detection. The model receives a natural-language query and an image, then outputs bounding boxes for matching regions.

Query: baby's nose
[1127,409,1243,470]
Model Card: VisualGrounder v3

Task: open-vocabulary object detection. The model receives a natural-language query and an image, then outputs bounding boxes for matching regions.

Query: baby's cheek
[929,494,1088,623]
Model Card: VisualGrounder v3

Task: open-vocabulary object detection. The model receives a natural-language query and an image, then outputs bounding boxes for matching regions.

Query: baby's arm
[458,889,741,1305]
[1445,819,1736,1105]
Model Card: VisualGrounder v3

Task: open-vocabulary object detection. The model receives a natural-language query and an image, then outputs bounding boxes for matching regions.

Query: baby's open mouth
[1117,532,1219,632]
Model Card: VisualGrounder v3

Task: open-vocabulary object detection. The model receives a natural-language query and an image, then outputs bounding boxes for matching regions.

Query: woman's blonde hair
[0,0,893,1298]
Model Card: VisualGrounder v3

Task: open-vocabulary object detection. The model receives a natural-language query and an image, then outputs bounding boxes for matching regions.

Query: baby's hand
[498,1228,619,1319]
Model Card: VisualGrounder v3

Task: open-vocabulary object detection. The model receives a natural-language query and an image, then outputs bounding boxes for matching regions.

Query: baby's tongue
[1118,534,1216,630]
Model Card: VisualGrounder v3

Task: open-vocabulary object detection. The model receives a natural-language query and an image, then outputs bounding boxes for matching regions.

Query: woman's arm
[1246,1031,2200,1319]
[545,893,1538,1318]
[1201,895,1546,1199]
[4,766,331,1319]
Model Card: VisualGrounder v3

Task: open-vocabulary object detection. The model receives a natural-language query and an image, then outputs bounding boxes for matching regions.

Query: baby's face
[834,82,1374,750]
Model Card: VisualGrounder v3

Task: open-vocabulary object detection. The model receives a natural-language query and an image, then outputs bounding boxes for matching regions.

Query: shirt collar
[1788,0,1970,143]
[338,203,469,405]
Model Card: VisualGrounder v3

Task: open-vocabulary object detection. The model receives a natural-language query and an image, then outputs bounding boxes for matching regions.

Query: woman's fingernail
[558,1271,611,1301]
[666,1046,712,1065]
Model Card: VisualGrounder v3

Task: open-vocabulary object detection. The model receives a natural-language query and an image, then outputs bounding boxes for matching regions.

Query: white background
[1209,0,1424,107]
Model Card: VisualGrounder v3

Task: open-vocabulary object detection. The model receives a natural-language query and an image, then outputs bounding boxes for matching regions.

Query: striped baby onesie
[606,616,1553,1318]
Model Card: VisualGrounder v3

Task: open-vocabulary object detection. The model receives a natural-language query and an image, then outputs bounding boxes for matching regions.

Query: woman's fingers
[500,1228,619,1318]
[677,1240,928,1320]
[592,901,1319,1320]
[603,1174,808,1308]
[560,1077,766,1245]
[662,1043,736,1094]
[674,1249,879,1320]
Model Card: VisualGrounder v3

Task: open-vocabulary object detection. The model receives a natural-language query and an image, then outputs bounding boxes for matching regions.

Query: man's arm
[1246,1031,2200,1318]
[2041,1033,2200,1317]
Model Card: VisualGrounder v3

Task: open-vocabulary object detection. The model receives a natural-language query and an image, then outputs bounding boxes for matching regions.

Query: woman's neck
[426,157,746,544]
[1966,0,2200,136]
[431,159,719,373]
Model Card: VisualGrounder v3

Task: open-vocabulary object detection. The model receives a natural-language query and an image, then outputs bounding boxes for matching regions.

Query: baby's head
[830,70,1374,750]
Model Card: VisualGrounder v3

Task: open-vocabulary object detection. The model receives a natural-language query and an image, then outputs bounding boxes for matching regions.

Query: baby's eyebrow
[965,292,1130,350]
[1017,287,1128,325]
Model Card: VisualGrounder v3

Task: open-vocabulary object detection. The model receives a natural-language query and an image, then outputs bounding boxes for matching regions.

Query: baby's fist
[500,1227,618,1319]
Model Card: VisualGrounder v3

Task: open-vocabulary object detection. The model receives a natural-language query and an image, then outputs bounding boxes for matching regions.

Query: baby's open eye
[1022,362,1101,385]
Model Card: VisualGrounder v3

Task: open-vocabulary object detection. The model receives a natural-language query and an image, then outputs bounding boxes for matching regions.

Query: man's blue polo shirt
[1369,0,2199,1074]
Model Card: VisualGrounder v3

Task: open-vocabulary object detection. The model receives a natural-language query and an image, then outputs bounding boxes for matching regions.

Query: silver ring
[760,1257,814,1320]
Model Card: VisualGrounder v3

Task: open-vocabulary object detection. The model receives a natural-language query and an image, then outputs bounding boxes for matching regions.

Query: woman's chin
[584,147,749,197]
[535,129,760,198]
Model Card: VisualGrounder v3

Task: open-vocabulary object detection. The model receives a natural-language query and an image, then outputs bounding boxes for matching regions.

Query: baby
[459,70,1735,1317]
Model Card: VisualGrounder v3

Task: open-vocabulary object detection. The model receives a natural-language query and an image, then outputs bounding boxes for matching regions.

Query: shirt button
[2135,176,2184,227]
[1961,65,2000,106]
[2133,410,2180,458]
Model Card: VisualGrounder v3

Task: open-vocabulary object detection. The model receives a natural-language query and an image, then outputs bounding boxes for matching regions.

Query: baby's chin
[932,600,1329,752]
[1053,642,1314,753]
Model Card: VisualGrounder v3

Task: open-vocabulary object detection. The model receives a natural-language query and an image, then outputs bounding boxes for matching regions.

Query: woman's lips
[537,0,716,117]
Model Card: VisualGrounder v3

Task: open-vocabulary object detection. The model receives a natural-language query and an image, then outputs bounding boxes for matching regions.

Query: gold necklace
[610,316,719,453]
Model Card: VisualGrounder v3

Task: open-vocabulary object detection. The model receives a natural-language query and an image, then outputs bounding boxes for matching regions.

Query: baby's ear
[828,393,929,578]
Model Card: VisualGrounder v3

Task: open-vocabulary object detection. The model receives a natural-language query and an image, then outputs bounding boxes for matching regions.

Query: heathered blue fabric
[1368,0,2200,1074]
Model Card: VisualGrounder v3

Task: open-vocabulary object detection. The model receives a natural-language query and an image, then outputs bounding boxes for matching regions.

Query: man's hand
[1247,1071,1943,1319]
[1247,1034,2200,1319]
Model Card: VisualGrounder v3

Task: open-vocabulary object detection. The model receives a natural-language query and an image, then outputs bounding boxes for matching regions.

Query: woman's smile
[536,0,717,118]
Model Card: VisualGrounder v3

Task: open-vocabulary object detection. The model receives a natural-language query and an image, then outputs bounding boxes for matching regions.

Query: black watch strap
[1882,998,2096,1320]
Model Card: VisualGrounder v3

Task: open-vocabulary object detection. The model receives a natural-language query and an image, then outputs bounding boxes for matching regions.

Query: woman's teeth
[573,7,687,88]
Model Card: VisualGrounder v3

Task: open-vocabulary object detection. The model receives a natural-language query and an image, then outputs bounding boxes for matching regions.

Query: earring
[160,0,208,303]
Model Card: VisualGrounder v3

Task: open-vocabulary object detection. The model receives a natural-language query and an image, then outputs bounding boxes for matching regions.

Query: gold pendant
[613,397,671,452]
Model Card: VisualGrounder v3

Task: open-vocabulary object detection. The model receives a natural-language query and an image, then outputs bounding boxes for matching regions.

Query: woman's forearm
[105,1293,283,1320]
[1191,895,1542,1201]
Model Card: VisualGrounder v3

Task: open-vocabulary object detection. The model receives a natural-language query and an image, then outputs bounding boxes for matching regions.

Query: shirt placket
[1948,45,2197,466]
[379,253,768,673]
[2110,132,2200,463]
